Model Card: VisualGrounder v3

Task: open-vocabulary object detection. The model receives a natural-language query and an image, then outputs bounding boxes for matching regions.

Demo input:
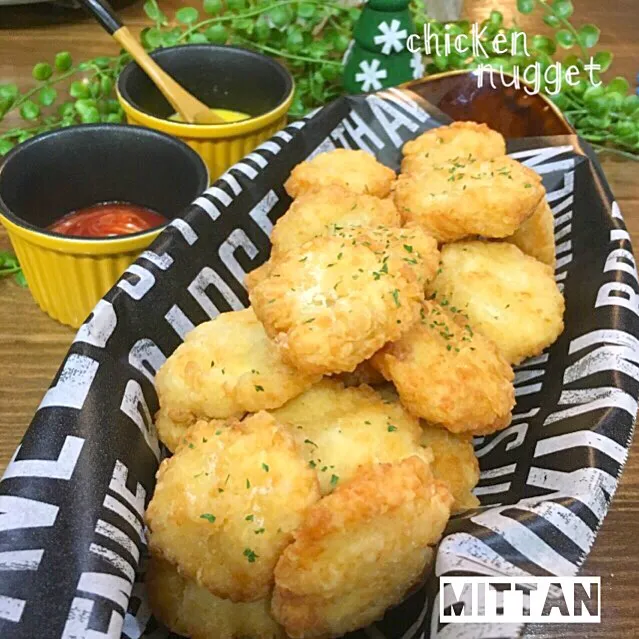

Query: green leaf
[0,140,14,156]
[69,80,90,99]
[543,15,561,28]
[622,95,639,115]
[298,2,316,19]
[516,0,534,14]
[556,29,575,48]
[143,0,167,24]
[593,51,613,72]
[20,100,40,120]
[583,84,605,102]
[176,7,199,24]
[268,5,292,28]
[188,33,209,44]
[532,35,556,55]
[143,26,165,49]
[607,76,630,96]
[552,0,574,19]
[286,27,304,54]
[38,86,57,106]
[203,0,222,14]
[54,51,73,72]
[58,101,76,117]
[32,63,52,81]
[254,17,271,42]
[578,24,600,49]
[227,0,247,9]
[92,56,112,69]
[205,24,228,44]
[0,83,18,106]
[13,270,27,287]
[106,112,124,123]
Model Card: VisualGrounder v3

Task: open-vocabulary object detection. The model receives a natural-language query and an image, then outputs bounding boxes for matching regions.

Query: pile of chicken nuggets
[145,122,565,639]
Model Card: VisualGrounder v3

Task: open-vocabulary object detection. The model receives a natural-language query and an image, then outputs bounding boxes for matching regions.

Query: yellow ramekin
[0,124,209,328]
[116,45,295,181]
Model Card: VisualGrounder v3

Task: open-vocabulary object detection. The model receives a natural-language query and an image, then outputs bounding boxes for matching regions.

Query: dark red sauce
[48,202,167,238]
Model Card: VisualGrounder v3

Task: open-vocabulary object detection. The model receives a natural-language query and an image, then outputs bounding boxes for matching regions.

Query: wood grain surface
[1,1,638,636]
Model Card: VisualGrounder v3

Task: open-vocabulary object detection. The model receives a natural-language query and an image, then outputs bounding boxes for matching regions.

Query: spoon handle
[78,0,122,35]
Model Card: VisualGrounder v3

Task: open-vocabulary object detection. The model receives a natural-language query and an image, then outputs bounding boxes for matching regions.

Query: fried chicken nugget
[147,556,285,639]
[506,196,556,267]
[272,457,452,638]
[270,379,428,495]
[247,225,440,375]
[335,359,386,387]
[401,122,506,174]
[371,300,514,435]
[155,308,320,451]
[270,186,400,256]
[146,412,320,602]
[419,425,480,513]
[285,149,396,199]
[393,156,544,243]
[429,241,565,364]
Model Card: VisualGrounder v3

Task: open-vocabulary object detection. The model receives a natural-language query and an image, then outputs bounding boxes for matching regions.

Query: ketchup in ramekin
[48,202,167,238]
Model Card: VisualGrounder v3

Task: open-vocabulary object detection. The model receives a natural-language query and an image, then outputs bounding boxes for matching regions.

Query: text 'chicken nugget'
[247,225,440,375]
[429,241,565,364]
[271,379,428,494]
[372,300,515,436]
[272,457,452,638]
[393,156,544,243]
[285,149,396,199]
[270,186,400,257]
[147,556,285,639]
[146,413,320,602]
[155,308,320,451]
[401,121,506,174]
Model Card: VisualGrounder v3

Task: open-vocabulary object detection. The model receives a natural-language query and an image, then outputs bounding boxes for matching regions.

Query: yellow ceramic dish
[0,124,209,328]
[116,45,295,181]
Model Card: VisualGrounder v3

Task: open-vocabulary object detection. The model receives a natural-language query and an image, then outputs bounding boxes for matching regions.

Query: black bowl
[0,124,209,239]
[117,44,294,122]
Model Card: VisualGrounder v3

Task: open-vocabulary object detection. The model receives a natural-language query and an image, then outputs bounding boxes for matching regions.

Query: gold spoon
[79,0,225,125]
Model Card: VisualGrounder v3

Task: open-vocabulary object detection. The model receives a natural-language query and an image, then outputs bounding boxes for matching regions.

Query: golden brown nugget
[147,556,285,639]
[146,413,320,602]
[272,457,452,638]
[429,241,565,364]
[419,425,480,513]
[506,197,556,267]
[401,121,506,174]
[372,300,514,435]
[285,149,396,199]
[270,186,400,256]
[155,308,320,451]
[270,379,428,495]
[393,156,544,243]
[247,225,440,375]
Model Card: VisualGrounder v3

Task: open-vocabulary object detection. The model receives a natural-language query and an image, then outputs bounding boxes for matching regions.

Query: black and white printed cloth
[0,87,636,639]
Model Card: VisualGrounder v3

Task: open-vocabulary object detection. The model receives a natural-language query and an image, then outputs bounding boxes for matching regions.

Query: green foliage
[0,0,636,159]
[0,251,26,287]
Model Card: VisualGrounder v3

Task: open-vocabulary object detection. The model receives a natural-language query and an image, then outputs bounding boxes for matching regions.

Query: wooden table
[1,1,637,636]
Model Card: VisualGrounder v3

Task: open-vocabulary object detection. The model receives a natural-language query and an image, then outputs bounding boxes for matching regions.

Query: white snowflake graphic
[355,59,388,92]
[410,51,425,79]
[374,19,408,55]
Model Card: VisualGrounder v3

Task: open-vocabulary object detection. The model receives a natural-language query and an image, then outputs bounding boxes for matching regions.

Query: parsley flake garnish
[254,385,264,392]
[200,513,216,523]
[330,474,339,487]
[245,514,254,521]
[387,425,398,432]
[243,548,258,563]
[262,463,269,473]
[391,289,401,307]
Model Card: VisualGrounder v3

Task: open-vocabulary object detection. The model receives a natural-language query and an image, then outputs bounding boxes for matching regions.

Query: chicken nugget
[372,300,514,435]
[393,156,544,243]
[270,187,400,256]
[506,196,556,267]
[155,308,320,451]
[146,412,320,602]
[272,457,452,638]
[429,241,565,364]
[401,121,506,174]
[147,556,285,639]
[419,425,480,513]
[285,149,396,199]
[270,379,427,494]
[247,225,440,375]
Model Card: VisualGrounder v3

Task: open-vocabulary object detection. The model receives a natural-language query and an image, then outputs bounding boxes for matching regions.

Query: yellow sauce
[168,108,250,124]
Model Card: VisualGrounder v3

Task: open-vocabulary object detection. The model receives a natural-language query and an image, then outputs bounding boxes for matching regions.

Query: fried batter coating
[285,149,396,199]
[270,379,427,494]
[146,412,320,602]
[393,156,544,243]
[401,122,506,174]
[372,300,514,435]
[247,225,440,375]
[506,197,556,267]
[270,187,400,256]
[155,308,320,451]
[147,556,285,639]
[419,425,480,513]
[272,457,452,638]
[429,241,565,364]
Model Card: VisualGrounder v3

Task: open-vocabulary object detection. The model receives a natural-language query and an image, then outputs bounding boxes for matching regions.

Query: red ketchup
[48,202,167,238]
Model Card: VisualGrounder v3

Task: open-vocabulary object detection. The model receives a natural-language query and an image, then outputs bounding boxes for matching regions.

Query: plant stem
[534,0,589,60]
[235,36,342,67]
